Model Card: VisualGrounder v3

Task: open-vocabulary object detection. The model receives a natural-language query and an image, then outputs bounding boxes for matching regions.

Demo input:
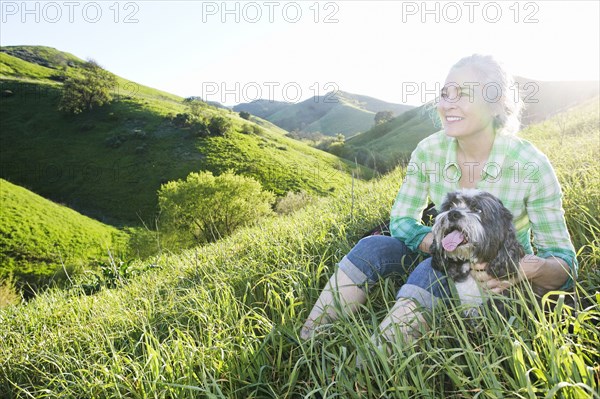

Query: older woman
[300,54,577,348]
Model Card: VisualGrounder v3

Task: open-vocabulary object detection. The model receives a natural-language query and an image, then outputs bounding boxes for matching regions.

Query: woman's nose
[438,96,456,111]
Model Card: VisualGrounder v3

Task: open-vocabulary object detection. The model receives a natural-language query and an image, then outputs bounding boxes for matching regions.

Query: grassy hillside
[0,97,597,398]
[1,46,85,72]
[0,47,370,226]
[340,103,439,171]
[0,179,128,294]
[242,91,413,137]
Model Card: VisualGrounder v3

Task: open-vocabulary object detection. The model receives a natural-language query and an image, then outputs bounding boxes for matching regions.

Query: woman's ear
[490,101,506,130]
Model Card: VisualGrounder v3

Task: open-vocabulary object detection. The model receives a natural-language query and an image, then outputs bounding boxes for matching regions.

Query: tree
[58,60,117,114]
[374,110,394,125]
[239,111,251,120]
[208,116,233,136]
[158,170,275,246]
[183,97,206,118]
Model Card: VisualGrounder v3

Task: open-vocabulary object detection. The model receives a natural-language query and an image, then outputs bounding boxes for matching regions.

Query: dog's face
[432,189,515,265]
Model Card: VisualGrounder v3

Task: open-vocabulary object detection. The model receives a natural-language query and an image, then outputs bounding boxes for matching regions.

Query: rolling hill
[340,103,439,171]
[234,91,413,137]
[0,46,372,226]
[0,178,128,294]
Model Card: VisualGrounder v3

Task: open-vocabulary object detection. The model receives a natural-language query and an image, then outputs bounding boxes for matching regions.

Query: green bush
[158,170,275,247]
[172,112,196,128]
[58,60,117,114]
[208,116,233,137]
[240,124,253,135]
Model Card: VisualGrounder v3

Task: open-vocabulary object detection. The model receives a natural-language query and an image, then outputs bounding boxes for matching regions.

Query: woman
[300,54,577,347]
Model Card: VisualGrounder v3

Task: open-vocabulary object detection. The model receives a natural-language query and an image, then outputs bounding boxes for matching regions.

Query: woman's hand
[470,262,525,294]
[471,255,570,295]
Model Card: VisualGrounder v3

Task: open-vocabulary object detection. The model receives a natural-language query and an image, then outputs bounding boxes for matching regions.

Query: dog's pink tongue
[442,230,464,252]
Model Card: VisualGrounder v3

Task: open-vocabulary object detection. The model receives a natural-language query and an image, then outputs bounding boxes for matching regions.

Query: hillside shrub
[240,124,253,134]
[158,170,275,247]
[190,119,210,137]
[172,113,211,137]
[208,116,232,137]
[183,97,206,118]
[58,60,117,114]
[374,110,394,125]
[172,113,195,128]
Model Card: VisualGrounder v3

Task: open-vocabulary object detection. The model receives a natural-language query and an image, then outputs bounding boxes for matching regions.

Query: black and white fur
[430,189,524,313]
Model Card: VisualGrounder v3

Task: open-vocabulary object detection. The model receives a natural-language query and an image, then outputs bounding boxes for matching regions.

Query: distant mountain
[516,77,600,125]
[233,99,291,119]
[206,100,231,110]
[234,91,413,137]
[0,45,370,226]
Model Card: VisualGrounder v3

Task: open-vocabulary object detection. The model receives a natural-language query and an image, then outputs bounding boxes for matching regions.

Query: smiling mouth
[441,230,468,252]
[445,116,464,122]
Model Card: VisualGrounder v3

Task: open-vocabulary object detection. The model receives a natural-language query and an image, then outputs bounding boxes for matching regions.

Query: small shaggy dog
[431,189,524,313]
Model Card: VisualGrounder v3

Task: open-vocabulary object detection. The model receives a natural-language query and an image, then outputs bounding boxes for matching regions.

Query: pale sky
[1,1,599,105]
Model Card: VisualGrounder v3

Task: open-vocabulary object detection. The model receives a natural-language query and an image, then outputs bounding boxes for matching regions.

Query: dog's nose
[448,210,462,221]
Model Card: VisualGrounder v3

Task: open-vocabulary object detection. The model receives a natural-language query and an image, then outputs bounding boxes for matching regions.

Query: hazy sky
[1,1,599,105]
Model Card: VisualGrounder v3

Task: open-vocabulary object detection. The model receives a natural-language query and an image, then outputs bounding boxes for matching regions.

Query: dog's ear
[478,192,525,279]
[498,200,515,230]
[486,232,524,279]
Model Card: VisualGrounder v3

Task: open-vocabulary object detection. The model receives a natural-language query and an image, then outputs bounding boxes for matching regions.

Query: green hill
[235,90,413,137]
[0,178,128,294]
[0,99,597,397]
[0,46,371,226]
[341,103,439,171]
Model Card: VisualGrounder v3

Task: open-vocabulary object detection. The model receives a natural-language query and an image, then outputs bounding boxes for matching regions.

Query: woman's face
[437,66,496,140]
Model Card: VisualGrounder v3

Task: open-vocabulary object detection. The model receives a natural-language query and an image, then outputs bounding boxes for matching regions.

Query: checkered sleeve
[389,142,432,253]
[525,149,578,288]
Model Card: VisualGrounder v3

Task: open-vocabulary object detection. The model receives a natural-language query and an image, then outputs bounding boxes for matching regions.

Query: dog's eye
[471,207,482,213]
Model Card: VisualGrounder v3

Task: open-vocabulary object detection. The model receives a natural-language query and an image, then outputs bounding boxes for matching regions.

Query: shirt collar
[444,132,512,180]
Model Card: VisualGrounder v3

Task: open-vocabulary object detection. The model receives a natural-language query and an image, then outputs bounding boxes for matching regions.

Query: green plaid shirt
[390,130,577,287]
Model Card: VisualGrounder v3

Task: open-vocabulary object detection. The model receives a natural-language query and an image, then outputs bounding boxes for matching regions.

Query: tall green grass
[0,100,598,398]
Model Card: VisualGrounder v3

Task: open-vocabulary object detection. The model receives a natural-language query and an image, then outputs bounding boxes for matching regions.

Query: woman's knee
[339,235,419,286]
[396,258,452,309]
